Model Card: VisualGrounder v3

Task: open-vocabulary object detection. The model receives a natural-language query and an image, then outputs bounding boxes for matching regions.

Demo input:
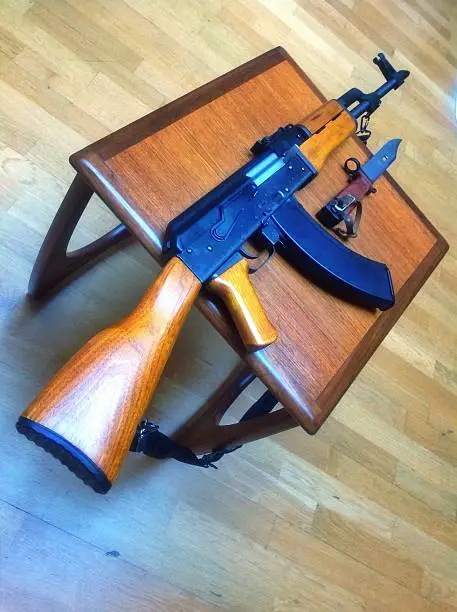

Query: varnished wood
[299,108,357,170]
[299,99,343,134]
[2,2,457,611]
[21,252,279,486]
[209,259,278,351]
[21,257,201,484]
[73,48,446,434]
[28,174,131,299]
[19,88,367,475]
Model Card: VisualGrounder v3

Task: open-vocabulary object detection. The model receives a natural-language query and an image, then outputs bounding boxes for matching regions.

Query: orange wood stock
[20,257,201,487]
[209,259,277,351]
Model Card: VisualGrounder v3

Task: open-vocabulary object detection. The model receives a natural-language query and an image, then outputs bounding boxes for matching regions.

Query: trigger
[247,244,275,274]
[239,241,275,273]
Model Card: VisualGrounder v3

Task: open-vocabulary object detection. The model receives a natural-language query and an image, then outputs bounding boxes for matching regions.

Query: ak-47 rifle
[17,53,409,493]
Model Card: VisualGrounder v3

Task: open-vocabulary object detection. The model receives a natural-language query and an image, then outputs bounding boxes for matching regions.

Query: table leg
[28,174,131,299]
[174,362,298,455]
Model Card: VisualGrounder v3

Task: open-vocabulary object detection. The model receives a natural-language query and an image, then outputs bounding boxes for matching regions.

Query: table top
[71,47,448,434]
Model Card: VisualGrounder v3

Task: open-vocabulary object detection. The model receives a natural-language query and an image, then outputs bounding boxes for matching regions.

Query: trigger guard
[247,244,275,274]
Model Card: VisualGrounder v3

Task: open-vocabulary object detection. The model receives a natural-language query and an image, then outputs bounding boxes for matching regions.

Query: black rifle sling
[130,390,278,468]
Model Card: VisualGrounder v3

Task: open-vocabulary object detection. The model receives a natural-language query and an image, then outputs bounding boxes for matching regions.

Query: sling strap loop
[130,390,278,467]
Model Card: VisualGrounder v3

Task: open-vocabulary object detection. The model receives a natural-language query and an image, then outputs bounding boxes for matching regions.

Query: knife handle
[316,171,373,231]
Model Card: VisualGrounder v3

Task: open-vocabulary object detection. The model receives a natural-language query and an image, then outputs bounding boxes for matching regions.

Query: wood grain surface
[209,259,278,351]
[1,1,457,611]
[298,107,357,170]
[72,48,446,433]
[22,256,201,484]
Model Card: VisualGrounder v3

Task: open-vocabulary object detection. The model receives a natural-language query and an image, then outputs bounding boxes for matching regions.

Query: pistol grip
[209,259,278,352]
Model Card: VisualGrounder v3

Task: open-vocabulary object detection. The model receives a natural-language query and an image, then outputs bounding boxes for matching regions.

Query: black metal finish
[338,53,410,119]
[163,53,408,311]
[316,158,364,232]
[316,195,359,229]
[263,197,395,310]
[164,145,317,282]
[343,157,362,177]
[250,123,311,156]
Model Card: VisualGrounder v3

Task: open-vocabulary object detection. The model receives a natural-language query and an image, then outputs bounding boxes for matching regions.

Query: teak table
[29,48,448,460]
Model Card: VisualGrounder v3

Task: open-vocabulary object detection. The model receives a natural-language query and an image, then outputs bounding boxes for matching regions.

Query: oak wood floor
[1,1,457,610]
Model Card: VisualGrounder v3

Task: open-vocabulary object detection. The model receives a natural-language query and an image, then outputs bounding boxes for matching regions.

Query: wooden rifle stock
[18,258,201,492]
[17,257,276,492]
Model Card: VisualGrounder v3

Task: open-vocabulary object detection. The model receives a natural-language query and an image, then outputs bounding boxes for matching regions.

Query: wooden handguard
[300,108,356,170]
[17,258,201,492]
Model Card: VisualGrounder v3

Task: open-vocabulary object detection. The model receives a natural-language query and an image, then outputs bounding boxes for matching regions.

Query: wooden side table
[28,48,447,460]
